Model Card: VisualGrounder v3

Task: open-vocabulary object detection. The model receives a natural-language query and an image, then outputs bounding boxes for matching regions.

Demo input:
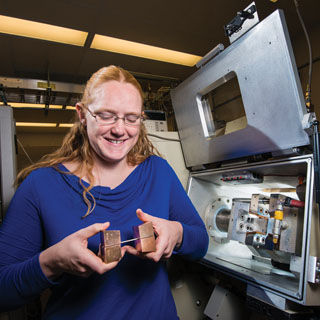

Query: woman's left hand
[125,209,183,262]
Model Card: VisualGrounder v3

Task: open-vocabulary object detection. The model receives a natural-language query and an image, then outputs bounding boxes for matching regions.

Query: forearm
[39,246,64,281]
[0,254,52,311]
[174,223,208,260]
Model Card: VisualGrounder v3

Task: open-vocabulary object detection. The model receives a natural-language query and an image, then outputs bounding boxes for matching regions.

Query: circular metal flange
[205,197,232,241]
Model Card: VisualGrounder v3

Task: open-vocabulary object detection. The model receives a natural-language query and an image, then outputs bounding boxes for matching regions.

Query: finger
[77,222,110,239]
[98,248,127,272]
[123,245,147,259]
[83,249,119,274]
[136,209,157,224]
[120,246,127,259]
[141,243,166,262]
[123,245,139,256]
[136,208,148,222]
[141,251,162,262]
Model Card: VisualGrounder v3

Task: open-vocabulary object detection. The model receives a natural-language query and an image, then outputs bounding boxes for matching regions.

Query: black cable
[147,133,180,142]
[312,121,320,204]
[293,0,313,110]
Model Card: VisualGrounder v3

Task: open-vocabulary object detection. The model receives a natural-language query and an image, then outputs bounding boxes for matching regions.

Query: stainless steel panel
[0,77,85,94]
[171,10,309,168]
[0,106,17,220]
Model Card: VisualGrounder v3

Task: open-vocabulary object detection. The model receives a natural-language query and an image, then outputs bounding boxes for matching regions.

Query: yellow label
[274,210,283,220]
[37,82,56,90]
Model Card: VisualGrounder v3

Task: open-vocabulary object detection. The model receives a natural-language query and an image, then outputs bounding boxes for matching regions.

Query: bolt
[196,300,201,307]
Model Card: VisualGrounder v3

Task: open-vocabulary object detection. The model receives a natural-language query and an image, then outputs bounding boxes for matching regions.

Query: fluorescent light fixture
[16,122,57,127]
[15,122,74,128]
[0,15,88,46]
[9,103,70,109]
[10,103,46,108]
[59,123,74,127]
[91,35,202,67]
[66,106,76,110]
[50,105,63,109]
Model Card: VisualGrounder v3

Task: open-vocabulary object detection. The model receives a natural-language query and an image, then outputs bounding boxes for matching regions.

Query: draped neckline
[56,157,153,211]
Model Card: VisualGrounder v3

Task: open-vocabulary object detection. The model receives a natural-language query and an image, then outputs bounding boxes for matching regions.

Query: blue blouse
[0,155,208,319]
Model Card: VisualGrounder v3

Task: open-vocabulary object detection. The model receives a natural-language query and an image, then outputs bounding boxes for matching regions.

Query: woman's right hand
[39,222,125,280]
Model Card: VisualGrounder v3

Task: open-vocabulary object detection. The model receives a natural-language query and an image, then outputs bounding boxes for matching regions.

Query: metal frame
[0,106,17,220]
[171,9,309,168]
[187,154,320,306]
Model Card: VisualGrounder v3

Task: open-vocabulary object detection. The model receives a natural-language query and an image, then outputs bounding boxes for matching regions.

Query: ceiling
[0,0,319,137]
[0,0,319,89]
[0,0,319,169]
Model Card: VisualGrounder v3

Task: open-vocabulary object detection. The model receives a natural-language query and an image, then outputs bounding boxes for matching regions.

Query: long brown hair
[16,66,159,217]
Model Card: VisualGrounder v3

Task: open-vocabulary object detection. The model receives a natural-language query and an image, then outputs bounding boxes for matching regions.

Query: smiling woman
[0,65,208,320]
[76,80,143,176]
[16,66,158,216]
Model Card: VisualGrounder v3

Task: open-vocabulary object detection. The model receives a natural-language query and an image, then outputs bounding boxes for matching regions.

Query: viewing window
[197,71,247,139]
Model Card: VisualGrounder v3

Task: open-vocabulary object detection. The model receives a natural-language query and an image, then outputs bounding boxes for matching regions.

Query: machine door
[171,9,309,168]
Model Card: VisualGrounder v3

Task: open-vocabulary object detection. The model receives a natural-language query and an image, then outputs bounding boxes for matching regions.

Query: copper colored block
[100,230,121,263]
[132,222,156,252]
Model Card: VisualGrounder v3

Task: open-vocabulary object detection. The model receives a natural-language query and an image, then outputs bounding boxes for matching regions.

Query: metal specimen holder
[100,230,121,264]
[100,222,156,263]
[132,222,156,253]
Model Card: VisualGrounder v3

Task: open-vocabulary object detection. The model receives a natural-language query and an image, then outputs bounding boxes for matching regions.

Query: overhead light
[9,103,77,109]
[15,122,74,127]
[49,105,63,109]
[16,122,57,127]
[0,15,88,46]
[59,123,74,127]
[91,35,202,67]
[10,103,47,108]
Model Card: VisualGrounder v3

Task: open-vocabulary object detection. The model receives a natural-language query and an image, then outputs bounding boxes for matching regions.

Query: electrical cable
[17,138,34,165]
[147,133,181,142]
[293,0,313,110]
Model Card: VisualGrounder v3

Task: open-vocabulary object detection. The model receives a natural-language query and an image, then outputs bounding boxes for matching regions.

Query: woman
[0,66,208,319]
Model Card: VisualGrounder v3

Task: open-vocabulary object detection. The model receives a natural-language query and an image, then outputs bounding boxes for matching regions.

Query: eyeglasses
[87,109,143,127]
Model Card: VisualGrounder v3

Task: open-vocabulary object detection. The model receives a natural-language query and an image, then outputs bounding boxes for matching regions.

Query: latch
[307,256,320,284]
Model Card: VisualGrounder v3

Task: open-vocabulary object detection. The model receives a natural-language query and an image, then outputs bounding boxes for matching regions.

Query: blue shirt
[0,155,208,319]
